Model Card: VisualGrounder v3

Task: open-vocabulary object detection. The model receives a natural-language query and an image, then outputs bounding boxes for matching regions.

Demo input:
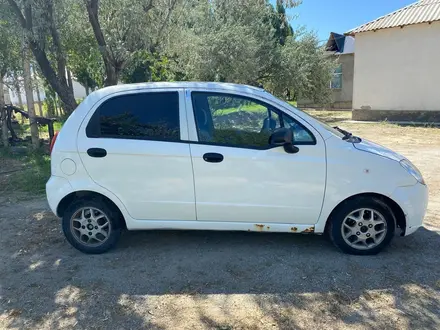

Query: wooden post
[47,120,54,141]
[0,79,8,147]
[23,48,40,148]
[35,85,43,117]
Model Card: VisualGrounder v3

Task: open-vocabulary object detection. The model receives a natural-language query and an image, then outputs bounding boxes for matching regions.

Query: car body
[46,82,428,254]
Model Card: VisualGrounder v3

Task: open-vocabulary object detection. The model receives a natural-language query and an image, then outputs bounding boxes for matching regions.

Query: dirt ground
[0,114,439,330]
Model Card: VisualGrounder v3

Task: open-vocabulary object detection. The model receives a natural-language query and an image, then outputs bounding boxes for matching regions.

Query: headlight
[400,159,425,185]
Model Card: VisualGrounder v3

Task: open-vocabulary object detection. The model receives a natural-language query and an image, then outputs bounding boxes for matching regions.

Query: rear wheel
[62,199,122,254]
[329,197,395,255]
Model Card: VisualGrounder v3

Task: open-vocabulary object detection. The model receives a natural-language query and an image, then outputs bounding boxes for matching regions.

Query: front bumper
[391,183,428,236]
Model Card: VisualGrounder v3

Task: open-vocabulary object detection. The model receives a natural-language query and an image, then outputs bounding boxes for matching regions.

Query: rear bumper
[46,175,73,217]
[391,183,428,236]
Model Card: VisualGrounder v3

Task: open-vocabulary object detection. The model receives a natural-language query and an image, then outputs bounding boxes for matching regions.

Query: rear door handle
[87,148,107,158]
[203,152,224,163]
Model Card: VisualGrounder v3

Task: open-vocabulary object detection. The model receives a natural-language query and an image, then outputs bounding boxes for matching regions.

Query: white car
[46,82,428,255]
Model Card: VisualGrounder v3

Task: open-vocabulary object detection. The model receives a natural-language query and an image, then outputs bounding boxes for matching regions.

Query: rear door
[77,89,196,221]
[186,90,326,224]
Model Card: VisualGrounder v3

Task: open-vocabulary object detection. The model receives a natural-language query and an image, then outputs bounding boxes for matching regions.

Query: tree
[267,30,336,102]
[168,0,334,102]
[272,0,294,46]
[168,0,278,84]
[121,51,175,84]
[83,0,182,86]
[0,9,22,147]
[4,0,78,114]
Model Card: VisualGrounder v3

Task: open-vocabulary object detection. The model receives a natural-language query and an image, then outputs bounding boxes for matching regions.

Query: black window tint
[87,92,180,141]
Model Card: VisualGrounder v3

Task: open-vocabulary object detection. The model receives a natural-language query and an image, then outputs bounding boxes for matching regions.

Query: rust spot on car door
[255,224,265,231]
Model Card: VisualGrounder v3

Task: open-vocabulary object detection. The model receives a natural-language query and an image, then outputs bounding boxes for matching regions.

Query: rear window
[86,91,180,141]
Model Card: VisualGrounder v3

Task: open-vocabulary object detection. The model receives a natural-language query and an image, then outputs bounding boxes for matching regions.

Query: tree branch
[83,0,118,85]
[47,0,67,84]
[154,0,178,47]
[143,0,154,13]
[6,0,26,28]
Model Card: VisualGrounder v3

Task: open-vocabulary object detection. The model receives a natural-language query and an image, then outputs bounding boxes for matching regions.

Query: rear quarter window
[86,91,180,141]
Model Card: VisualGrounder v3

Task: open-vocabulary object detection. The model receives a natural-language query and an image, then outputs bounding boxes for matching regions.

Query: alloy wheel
[70,207,111,246]
[341,208,388,250]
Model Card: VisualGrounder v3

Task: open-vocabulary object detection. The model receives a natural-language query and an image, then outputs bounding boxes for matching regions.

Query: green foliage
[121,51,175,83]
[210,128,270,148]
[0,149,50,195]
[271,0,294,45]
[168,0,335,103]
[0,6,21,77]
[61,0,103,89]
[0,0,335,106]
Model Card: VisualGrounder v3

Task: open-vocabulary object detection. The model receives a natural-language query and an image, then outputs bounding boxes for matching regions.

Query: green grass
[14,121,64,139]
[213,104,267,116]
[212,100,298,117]
[0,149,51,196]
[38,121,63,133]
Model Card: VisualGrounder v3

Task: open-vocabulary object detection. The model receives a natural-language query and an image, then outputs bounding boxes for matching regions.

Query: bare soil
[1,115,439,329]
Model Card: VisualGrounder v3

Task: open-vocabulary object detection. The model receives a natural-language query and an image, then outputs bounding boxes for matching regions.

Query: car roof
[88,81,268,100]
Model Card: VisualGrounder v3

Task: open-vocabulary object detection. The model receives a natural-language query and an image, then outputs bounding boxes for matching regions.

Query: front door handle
[203,152,224,163]
[87,148,107,158]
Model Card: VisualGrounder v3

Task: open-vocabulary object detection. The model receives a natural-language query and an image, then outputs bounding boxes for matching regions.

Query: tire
[328,197,395,255]
[62,198,123,254]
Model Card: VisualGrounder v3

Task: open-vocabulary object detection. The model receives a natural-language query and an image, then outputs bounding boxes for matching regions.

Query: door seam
[184,88,198,221]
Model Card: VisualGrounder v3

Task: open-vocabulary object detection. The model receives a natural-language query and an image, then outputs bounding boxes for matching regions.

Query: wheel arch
[57,190,127,229]
[324,193,406,236]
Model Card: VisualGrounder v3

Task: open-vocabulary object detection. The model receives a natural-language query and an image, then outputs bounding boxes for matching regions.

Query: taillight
[50,131,59,155]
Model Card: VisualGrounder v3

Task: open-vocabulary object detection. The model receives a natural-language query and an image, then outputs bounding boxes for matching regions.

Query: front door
[188,91,326,224]
[77,89,196,221]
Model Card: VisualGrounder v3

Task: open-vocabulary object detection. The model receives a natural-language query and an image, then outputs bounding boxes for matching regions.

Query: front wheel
[329,197,396,255]
[62,199,122,254]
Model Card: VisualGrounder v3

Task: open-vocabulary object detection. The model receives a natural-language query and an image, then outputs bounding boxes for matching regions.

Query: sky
[271,0,416,43]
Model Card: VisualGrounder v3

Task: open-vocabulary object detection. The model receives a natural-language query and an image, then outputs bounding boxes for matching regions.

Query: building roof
[347,0,440,35]
[326,33,354,54]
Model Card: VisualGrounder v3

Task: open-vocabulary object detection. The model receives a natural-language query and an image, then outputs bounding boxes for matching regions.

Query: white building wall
[353,21,440,111]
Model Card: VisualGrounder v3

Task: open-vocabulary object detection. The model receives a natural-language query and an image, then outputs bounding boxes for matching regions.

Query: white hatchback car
[46,82,428,255]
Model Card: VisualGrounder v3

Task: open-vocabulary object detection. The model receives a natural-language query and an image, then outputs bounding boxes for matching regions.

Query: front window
[191,92,315,149]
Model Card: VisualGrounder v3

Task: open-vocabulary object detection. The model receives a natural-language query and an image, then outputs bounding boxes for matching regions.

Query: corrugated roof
[347,0,440,35]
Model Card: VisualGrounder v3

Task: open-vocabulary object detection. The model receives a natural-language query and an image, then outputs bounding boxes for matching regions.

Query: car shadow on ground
[1,206,439,329]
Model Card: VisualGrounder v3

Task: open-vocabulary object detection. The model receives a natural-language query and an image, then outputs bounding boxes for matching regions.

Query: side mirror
[269,128,299,154]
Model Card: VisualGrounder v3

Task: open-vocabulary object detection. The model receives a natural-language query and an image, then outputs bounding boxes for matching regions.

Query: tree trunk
[84,0,119,86]
[0,79,8,147]
[67,69,74,95]
[85,84,90,96]
[47,100,55,117]
[7,0,78,114]
[23,51,39,148]
[15,82,25,124]
[35,84,43,117]
[29,40,77,114]
[54,95,61,117]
